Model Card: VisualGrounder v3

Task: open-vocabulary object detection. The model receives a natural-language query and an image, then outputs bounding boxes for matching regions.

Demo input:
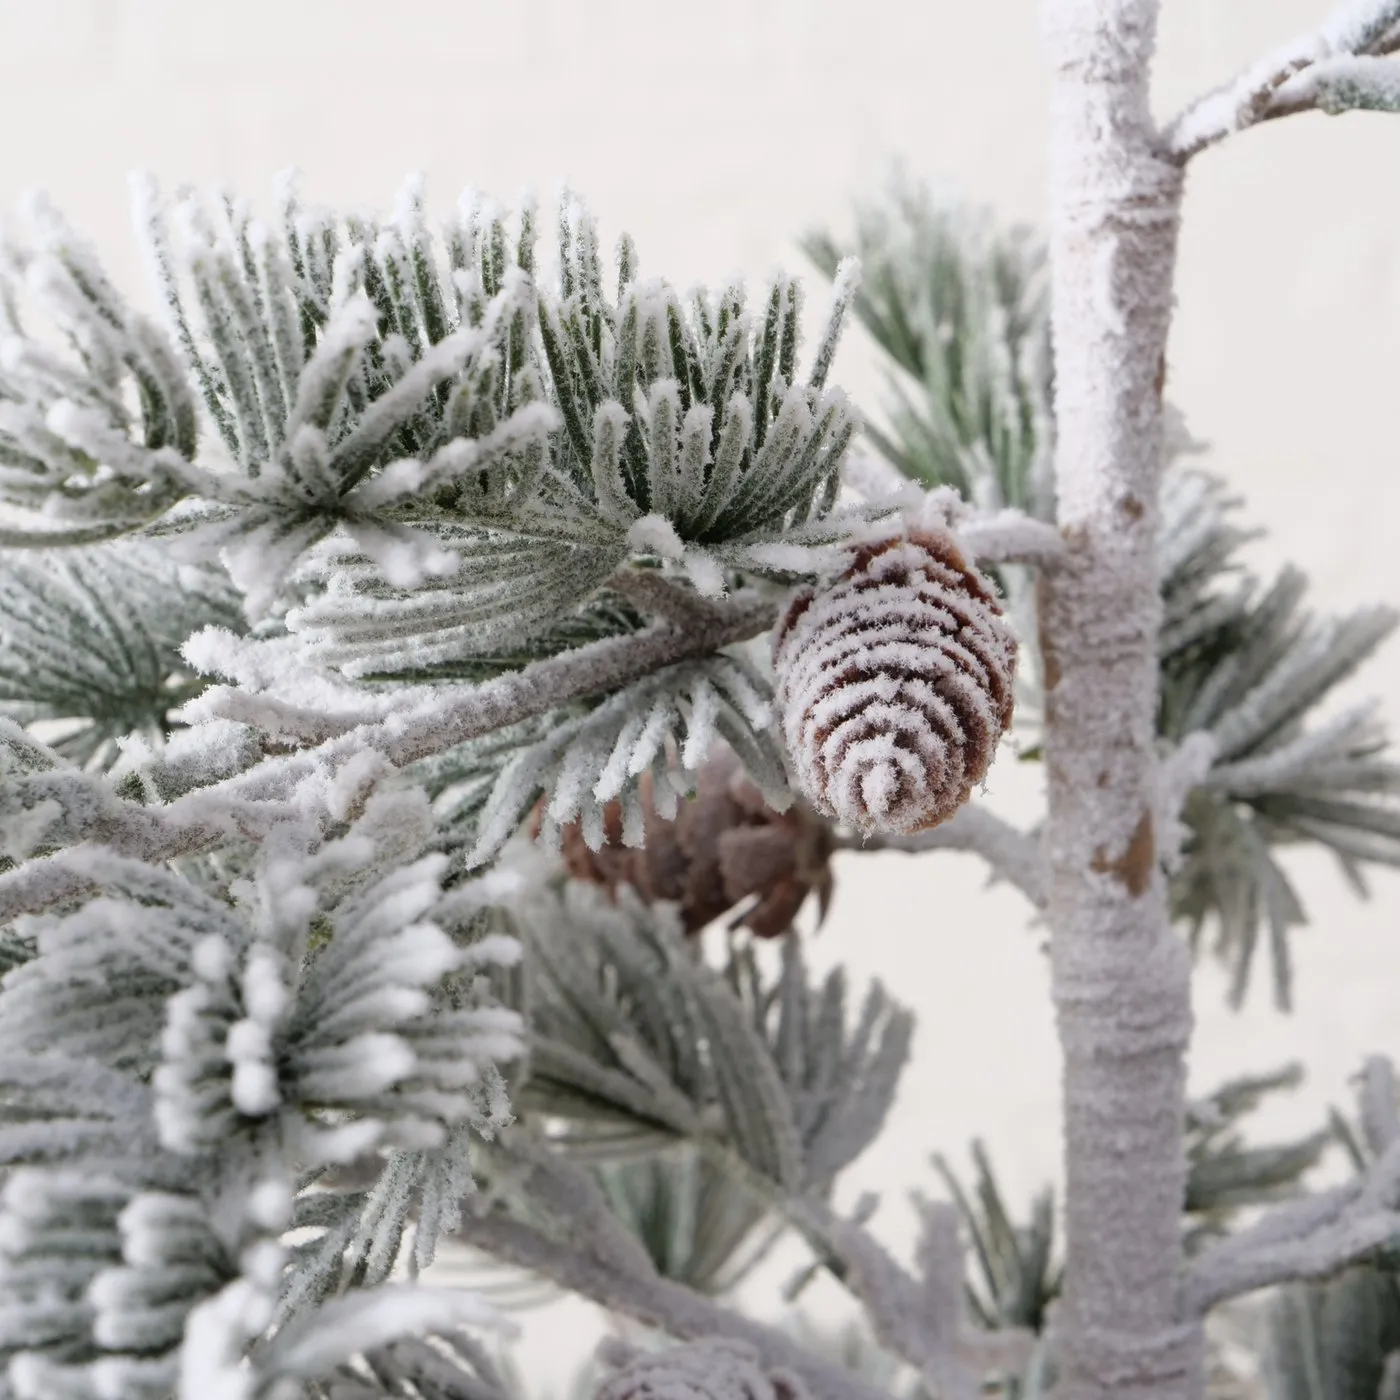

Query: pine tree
[2,4,1400,1398]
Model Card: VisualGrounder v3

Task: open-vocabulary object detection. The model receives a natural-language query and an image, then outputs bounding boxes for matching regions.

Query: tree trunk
[1038,4,1202,1399]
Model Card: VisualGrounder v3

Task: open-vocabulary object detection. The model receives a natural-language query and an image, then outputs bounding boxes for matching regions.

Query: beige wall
[3,1,1399,1383]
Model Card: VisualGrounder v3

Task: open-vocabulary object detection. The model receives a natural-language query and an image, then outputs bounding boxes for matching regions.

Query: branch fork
[1166,1,1400,161]
[1184,1057,1400,1317]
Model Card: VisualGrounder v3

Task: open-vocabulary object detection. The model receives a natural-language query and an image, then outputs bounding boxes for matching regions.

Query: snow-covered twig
[0,592,779,924]
[454,1200,896,1400]
[839,450,1064,571]
[223,588,778,791]
[789,1195,1033,1400]
[1182,1171,1400,1316]
[606,566,731,629]
[956,510,1066,569]
[1184,1059,1400,1316]
[1155,732,1218,875]
[1166,1,1400,161]
[839,803,1046,908]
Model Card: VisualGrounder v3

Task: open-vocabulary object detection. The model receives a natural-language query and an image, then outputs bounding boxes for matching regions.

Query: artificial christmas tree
[2,3,1400,1398]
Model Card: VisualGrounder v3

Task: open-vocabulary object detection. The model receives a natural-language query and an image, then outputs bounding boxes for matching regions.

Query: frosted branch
[1184,1199,1400,1316]
[838,451,1063,572]
[1185,1061,1400,1316]
[1166,1,1400,160]
[0,593,779,924]
[956,510,1066,569]
[226,589,778,802]
[839,803,1046,908]
[789,1195,1033,1400]
[453,1211,895,1400]
[1156,732,1219,875]
[606,567,730,630]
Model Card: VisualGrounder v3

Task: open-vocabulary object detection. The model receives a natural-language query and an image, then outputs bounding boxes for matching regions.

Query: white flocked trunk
[1039,3,1201,1399]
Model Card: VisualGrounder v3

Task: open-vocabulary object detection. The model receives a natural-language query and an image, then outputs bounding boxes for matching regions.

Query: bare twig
[838,803,1046,908]
[1165,1,1400,162]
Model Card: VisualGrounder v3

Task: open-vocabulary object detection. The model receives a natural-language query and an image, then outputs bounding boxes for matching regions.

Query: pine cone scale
[554,746,836,939]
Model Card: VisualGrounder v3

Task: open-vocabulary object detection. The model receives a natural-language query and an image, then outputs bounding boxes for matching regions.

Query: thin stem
[838,803,1045,908]
[453,1212,897,1400]
[605,566,729,629]
[1165,0,1400,161]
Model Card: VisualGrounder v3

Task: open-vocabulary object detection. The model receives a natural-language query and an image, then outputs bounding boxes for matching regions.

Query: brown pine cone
[773,525,1017,835]
[552,746,835,938]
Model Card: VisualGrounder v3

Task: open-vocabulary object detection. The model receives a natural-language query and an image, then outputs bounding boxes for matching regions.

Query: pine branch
[454,1153,899,1400]
[606,565,731,629]
[1184,1058,1400,1317]
[0,593,777,924]
[803,182,1052,520]
[515,883,911,1193]
[956,509,1066,570]
[837,803,1046,908]
[0,801,523,1393]
[1156,733,1219,875]
[1166,1,1400,161]
[787,1193,1035,1400]
[233,589,776,775]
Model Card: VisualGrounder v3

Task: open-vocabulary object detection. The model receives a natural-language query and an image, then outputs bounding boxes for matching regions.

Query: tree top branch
[1164,1,1400,162]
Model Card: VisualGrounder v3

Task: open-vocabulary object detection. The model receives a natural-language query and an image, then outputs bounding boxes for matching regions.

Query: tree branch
[838,802,1046,908]
[0,592,780,924]
[455,1211,901,1400]
[1155,732,1218,875]
[1184,1060,1400,1316]
[787,1194,1034,1400]
[957,510,1066,570]
[1165,1,1400,162]
[839,450,1065,571]
[605,566,730,629]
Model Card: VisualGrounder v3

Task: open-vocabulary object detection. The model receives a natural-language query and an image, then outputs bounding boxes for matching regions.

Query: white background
[2,1,1399,1389]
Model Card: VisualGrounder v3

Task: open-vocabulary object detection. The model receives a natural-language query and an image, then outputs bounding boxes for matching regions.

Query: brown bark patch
[1154,351,1167,397]
[1091,810,1155,897]
[1120,493,1144,521]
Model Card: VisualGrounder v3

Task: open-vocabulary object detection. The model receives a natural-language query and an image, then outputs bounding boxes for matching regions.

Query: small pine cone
[552,746,834,938]
[773,525,1017,834]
